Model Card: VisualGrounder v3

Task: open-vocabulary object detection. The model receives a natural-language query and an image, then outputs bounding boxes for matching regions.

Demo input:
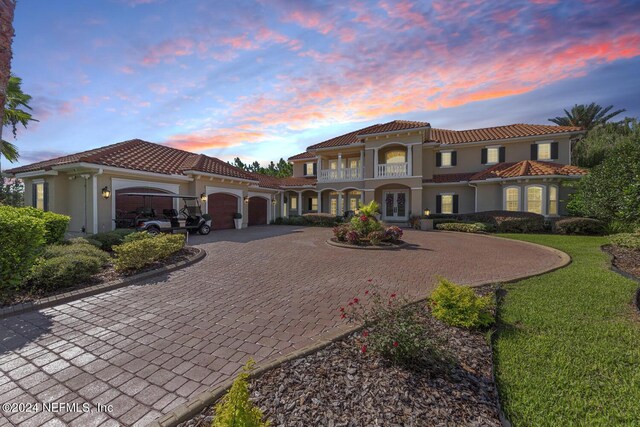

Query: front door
[383,191,408,221]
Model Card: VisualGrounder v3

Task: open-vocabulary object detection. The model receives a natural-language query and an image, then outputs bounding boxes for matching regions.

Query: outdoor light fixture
[101,186,111,199]
[244,196,250,204]
[200,192,207,202]
[272,198,277,206]
[423,209,430,217]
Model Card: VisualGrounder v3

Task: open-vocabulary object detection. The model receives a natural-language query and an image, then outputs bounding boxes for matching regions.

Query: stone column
[280,191,286,218]
[317,190,322,213]
[359,150,364,179]
[337,191,344,215]
[373,148,379,178]
[297,191,302,215]
[407,145,413,176]
[337,152,342,180]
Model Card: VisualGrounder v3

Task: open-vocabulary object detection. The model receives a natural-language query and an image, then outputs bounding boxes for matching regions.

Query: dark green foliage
[302,213,342,227]
[436,222,490,233]
[229,156,292,177]
[572,119,640,168]
[461,211,545,233]
[568,139,640,223]
[0,178,24,206]
[555,217,606,235]
[92,229,134,251]
[548,103,625,130]
[20,207,70,244]
[609,232,640,250]
[0,206,46,289]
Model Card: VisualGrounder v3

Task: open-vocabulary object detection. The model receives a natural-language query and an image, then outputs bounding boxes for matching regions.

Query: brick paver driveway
[0,226,565,426]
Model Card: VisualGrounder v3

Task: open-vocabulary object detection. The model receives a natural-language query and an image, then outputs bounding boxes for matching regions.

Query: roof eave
[434,130,586,147]
[469,174,586,183]
[182,170,259,184]
[53,162,194,181]
[357,125,431,139]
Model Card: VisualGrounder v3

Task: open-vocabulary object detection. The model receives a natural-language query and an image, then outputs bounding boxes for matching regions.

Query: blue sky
[7,0,640,167]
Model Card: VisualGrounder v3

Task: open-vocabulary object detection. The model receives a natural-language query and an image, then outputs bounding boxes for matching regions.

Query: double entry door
[383,191,408,221]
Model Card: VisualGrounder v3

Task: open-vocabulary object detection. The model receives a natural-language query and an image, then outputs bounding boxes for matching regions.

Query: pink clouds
[141,37,195,65]
[166,128,268,151]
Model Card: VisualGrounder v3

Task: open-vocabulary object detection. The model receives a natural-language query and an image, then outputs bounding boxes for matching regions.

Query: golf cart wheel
[147,226,161,236]
[199,224,211,235]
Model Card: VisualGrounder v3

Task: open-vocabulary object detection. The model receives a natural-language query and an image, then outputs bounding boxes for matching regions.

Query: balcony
[377,162,409,178]
[318,167,363,182]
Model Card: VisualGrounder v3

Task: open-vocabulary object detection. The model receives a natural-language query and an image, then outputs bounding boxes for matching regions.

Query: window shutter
[453,195,459,214]
[436,195,442,214]
[43,183,49,211]
[499,147,506,163]
[32,183,37,208]
[312,162,317,175]
[308,198,312,211]
[451,151,457,166]
[481,148,488,164]
[551,142,559,160]
[303,164,308,175]
[436,152,442,167]
[531,144,538,160]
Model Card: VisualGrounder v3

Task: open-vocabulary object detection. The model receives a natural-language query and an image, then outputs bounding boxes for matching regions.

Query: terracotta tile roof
[307,120,430,150]
[278,177,317,187]
[470,160,588,181]
[288,151,317,161]
[5,139,256,180]
[247,173,316,189]
[422,172,476,183]
[430,124,583,145]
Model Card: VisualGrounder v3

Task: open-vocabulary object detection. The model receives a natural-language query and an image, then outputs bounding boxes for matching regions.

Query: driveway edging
[0,247,206,320]
[148,234,571,427]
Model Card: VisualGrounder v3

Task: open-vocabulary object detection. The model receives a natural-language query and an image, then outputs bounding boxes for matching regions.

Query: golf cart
[114,193,212,235]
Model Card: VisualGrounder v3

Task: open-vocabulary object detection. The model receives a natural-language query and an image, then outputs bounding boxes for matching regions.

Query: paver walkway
[0,227,565,426]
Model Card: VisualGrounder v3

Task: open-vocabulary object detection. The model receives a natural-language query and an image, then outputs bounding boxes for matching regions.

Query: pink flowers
[361,345,367,353]
[365,290,369,295]
[393,341,399,347]
[353,297,359,304]
[360,215,368,222]
[363,330,369,337]
[390,293,397,299]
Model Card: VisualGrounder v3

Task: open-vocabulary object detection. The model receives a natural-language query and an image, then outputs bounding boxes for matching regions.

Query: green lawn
[494,234,640,427]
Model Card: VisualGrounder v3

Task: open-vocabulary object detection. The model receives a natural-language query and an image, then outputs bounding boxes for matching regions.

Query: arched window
[385,149,406,163]
[525,185,545,215]
[548,185,558,216]
[504,186,520,211]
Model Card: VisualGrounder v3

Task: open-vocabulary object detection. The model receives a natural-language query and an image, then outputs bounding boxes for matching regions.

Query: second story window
[385,150,406,163]
[436,150,456,167]
[531,141,558,161]
[303,162,317,176]
[537,143,551,160]
[487,147,499,164]
[481,146,505,165]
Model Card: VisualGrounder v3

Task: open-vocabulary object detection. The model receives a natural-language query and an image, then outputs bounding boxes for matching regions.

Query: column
[317,156,322,180]
[337,152,342,180]
[359,150,364,179]
[407,144,412,176]
[337,191,344,216]
[373,148,379,177]
[317,190,322,213]
[297,191,302,215]
[280,191,286,218]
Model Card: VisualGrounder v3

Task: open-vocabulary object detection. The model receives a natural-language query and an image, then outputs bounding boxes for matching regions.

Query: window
[441,194,453,214]
[385,150,406,163]
[549,185,558,215]
[33,182,46,210]
[291,195,297,210]
[349,159,359,169]
[526,186,543,214]
[304,162,315,176]
[487,147,500,164]
[308,197,318,211]
[348,191,361,211]
[441,152,452,167]
[505,187,520,211]
[537,143,551,160]
[330,198,337,215]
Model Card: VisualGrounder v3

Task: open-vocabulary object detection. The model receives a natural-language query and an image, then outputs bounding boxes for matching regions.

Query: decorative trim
[205,186,243,216]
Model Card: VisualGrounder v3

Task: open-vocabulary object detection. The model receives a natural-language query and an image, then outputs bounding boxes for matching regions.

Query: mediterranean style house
[4,121,587,234]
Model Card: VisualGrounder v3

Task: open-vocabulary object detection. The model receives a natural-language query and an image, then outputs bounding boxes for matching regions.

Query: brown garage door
[208,193,237,230]
[248,197,267,226]
[115,187,173,216]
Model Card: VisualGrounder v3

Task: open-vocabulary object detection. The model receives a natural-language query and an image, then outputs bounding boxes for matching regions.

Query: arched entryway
[248,196,268,226]
[114,187,173,228]
[208,193,238,230]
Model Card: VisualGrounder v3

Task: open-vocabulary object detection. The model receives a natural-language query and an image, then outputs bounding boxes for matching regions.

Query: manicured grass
[494,234,640,427]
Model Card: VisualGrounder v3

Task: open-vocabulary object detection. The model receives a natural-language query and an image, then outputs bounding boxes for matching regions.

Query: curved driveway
[0,226,565,426]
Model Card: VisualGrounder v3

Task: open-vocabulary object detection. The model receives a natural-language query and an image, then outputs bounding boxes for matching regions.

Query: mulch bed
[182,298,500,427]
[603,245,640,280]
[0,247,198,308]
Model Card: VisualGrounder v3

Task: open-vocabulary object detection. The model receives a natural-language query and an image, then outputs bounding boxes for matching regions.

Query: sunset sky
[8,0,640,167]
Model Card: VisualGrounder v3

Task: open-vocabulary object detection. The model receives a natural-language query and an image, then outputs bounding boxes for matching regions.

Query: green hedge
[92,229,134,251]
[609,232,640,250]
[555,217,606,235]
[113,233,185,272]
[27,240,110,292]
[20,207,70,244]
[429,277,494,329]
[436,222,490,233]
[0,206,46,289]
[461,210,545,233]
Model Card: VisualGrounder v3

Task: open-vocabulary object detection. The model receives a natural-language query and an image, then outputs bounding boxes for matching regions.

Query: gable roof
[430,124,583,145]
[287,151,316,161]
[470,160,588,181]
[307,120,431,150]
[5,139,256,181]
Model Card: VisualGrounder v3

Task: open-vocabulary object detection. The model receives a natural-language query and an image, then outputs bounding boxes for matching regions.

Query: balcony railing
[377,162,409,178]
[318,167,363,182]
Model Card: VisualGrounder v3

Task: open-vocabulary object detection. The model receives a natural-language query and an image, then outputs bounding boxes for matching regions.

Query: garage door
[248,197,268,226]
[208,193,237,230]
[115,187,173,216]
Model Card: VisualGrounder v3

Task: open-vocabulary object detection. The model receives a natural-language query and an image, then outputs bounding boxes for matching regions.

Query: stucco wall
[423,185,475,214]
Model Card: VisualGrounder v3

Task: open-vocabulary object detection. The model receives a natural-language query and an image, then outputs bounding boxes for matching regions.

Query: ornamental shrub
[92,229,134,251]
[113,233,185,272]
[341,288,436,366]
[123,231,154,243]
[555,217,606,235]
[350,214,383,236]
[303,213,342,227]
[367,230,387,245]
[0,206,46,289]
[436,222,488,233]
[461,210,544,233]
[333,224,350,242]
[20,207,70,244]
[609,233,640,250]
[429,277,494,329]
[68,237,102,248]
[357,200,380,218]
[212,359,269,427]
[345,230,360,245]
[385,226,403,242]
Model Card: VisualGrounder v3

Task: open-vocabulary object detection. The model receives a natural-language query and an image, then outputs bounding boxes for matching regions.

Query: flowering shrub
[341,285,435,366]
[345,230,360,245]
[333,224,350,242]
[357,200,380,218]
[367,230,387,245]
[350,213,384,236]
[429,277,494,329]
[385,226,403,242]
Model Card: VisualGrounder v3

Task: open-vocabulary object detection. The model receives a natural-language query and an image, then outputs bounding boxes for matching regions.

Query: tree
[228,157,293,177]
[567,135,640,224]
[572,118,639,168]
[0,0,16,130]
[1,75,37,165]
[0,177,23,206]
[549,102,626,130]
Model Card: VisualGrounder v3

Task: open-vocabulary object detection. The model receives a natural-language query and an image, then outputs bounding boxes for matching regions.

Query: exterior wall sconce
[423,209,430,217]
[244,196,250,204]
[200,192,207,202]
[272,198,277,206]
[101,186,111,199]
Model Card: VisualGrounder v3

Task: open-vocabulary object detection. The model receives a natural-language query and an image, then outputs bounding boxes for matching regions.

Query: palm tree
[548,103,626,130]
[1,75,37,167]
